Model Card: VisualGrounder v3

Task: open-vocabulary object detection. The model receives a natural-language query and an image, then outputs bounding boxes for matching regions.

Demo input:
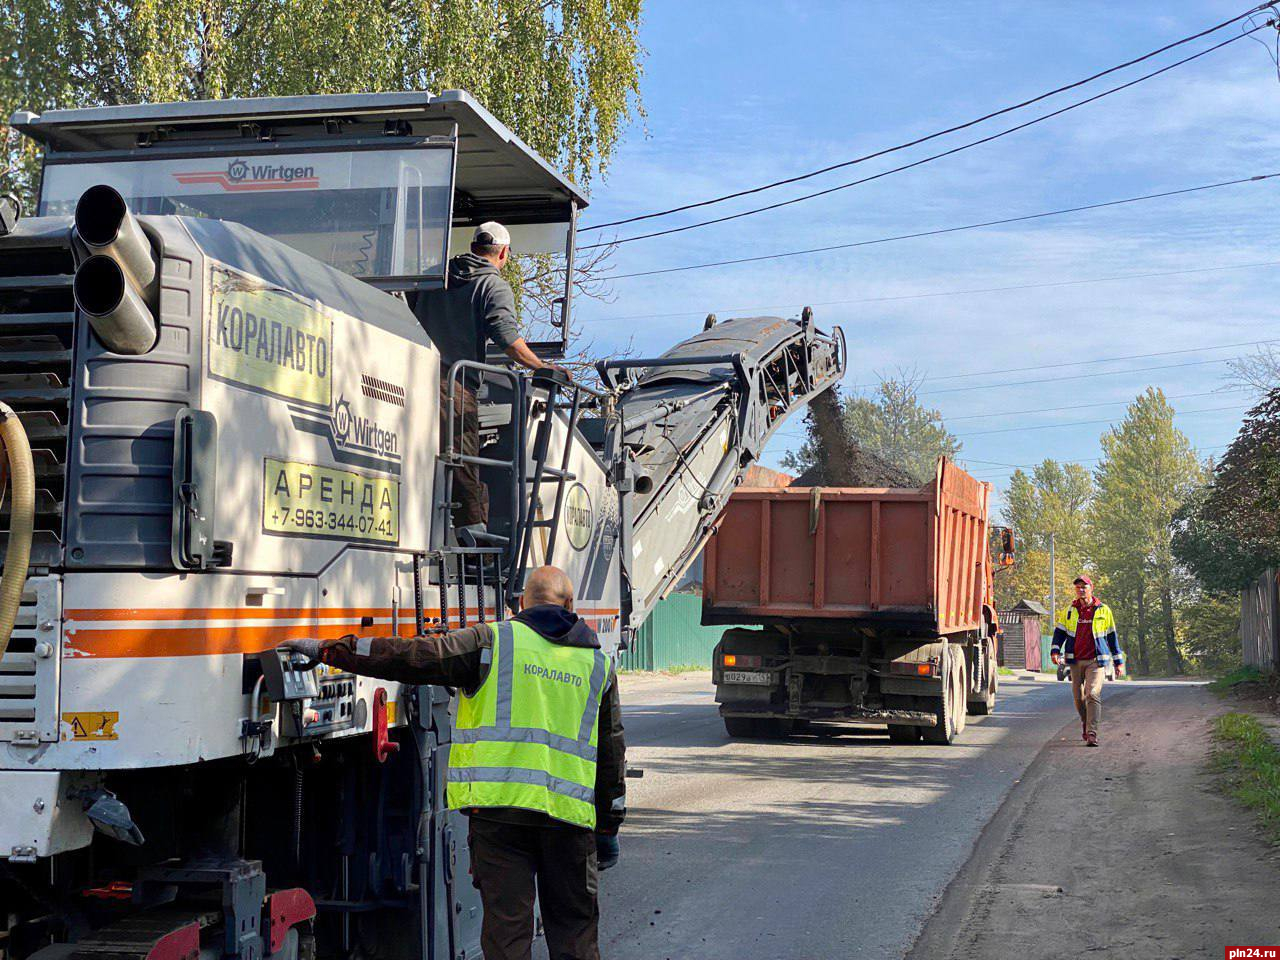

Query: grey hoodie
[436,252,520,366]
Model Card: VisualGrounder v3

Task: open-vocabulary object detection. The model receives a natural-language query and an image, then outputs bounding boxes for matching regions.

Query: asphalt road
[583,670,1080,960]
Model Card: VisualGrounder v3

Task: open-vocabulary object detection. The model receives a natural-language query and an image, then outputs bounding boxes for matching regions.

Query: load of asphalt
[791,387,920,488]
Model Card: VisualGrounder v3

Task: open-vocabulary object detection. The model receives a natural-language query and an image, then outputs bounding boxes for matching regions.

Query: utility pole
[1049,532,1056,620]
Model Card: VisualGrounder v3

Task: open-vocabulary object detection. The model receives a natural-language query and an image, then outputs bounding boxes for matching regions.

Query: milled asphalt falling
[538,672,1077,960]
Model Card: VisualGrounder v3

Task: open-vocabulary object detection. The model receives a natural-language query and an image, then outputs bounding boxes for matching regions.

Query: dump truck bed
[703,459,990,635]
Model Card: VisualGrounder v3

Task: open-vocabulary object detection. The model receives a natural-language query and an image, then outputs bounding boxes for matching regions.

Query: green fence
[618,592,735,671]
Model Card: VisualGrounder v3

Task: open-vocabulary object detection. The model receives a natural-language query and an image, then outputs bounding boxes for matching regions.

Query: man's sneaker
[1085,733,1099,747]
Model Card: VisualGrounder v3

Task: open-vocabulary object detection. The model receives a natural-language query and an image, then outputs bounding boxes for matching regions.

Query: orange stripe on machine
[61,607,620,659]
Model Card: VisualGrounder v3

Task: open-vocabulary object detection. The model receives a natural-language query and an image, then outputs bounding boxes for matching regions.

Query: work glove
[596,833,619,871]
[279,638,325,661]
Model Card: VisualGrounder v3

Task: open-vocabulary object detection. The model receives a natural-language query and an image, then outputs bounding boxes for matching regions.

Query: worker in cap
[434,222,562,539]
[281,565,625,960]
[1050,575,1125,746]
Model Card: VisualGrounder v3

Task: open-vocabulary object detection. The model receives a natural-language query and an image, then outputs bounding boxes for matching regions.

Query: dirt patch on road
[906,684,1280,960]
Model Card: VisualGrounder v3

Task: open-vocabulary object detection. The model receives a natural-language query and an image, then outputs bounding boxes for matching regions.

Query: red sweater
[1072,598,1099,661]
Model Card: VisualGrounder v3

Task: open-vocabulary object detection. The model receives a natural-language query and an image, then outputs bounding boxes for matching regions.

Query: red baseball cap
[1073,574,1093,586]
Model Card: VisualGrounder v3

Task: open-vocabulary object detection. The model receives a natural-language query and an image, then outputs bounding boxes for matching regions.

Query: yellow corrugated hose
[0,401,34,661]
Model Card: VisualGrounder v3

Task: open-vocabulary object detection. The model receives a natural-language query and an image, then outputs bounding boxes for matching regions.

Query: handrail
[443,360,526,574]
[595,352,743,390]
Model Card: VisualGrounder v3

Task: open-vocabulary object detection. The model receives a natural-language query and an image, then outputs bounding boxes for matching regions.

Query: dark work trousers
[467,816,600,960]
[440,379,488,527]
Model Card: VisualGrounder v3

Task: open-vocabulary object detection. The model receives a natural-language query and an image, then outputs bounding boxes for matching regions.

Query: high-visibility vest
[447,619,610,830]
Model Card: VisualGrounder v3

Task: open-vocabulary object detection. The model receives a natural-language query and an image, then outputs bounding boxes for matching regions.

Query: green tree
[846,371,960,483]
[0,0,644,206]
[1091,388,1203,675]
[997,460,1093,612]
[1172,482,1276,594]
[1176,592,1241,674]
[1195,389,1280,576]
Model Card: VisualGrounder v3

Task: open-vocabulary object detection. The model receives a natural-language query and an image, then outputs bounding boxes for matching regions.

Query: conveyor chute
[598,309,845,629]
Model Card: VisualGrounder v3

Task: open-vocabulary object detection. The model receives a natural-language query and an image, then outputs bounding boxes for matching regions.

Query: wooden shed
[998,600,1050,671]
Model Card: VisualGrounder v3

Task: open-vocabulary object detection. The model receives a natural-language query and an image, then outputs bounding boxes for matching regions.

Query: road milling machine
[0,92,845,960]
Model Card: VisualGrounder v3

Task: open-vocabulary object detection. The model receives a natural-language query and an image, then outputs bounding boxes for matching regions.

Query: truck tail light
[723,653,762,668]
[888,660,937,677]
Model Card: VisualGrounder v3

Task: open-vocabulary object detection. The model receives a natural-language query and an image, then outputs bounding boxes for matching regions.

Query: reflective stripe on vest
[446,620,609,829]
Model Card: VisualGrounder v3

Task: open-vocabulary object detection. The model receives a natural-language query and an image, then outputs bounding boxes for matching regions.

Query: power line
[773,384,1251,438]
[890,338,1277,389]
[582,260,1280,323]
[921,356,1244,396]
[954,404,1243,437]
[599,173,1280,281]
[946,388,1249,422]
[586,261,1280,325]
[581,4,1276,233]
[584,26,1269,250]
[771,376,1256,442]
[965,442,1232,478]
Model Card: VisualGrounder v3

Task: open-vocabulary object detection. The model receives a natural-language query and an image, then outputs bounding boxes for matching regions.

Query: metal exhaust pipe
[72,185,158,354]
[632,473,654,496]
[75,184,158,294]
[73,255,158,355]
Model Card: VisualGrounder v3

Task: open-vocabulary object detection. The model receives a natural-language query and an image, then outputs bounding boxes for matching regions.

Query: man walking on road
[282,565,625,960]
[1051,575,1124,747]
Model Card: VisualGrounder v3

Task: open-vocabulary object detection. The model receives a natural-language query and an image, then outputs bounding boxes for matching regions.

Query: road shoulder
[905,682,1280,960]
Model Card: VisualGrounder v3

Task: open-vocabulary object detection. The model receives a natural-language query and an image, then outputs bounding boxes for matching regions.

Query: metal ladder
[438,363,596,620]
[437,360,524,625]
[508,369,595,606]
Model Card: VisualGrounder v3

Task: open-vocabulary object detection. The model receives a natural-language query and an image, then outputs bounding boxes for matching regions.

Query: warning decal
[263,458,400,544]
[207,262,336,409]
[62,712,119,741]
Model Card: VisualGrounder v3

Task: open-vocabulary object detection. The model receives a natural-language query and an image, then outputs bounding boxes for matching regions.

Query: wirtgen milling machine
[0,92,844,960]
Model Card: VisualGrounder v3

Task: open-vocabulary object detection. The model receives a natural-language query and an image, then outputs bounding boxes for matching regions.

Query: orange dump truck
[704,458,1010,744]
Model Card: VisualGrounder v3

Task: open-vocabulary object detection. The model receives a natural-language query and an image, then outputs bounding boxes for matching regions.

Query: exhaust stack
[72,184,158,355]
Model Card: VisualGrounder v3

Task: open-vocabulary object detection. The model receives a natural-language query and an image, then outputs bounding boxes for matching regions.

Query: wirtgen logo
[175,158,320,192]
[331,395,400,460]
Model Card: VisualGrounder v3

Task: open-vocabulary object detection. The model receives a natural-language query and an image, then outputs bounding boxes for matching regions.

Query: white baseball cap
[473,221,511,247]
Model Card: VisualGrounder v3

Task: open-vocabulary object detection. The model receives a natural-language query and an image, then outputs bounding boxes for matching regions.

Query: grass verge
[997,667,1016,677]
[1212,712,1280,844]
[1209,666,1267,695]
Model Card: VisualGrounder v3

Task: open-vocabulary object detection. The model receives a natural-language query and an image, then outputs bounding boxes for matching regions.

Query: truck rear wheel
[969,639,997,715]
[952,653,967,736]
[723,716,795,738]
[887,724,921,743]
[724,716,758,738]
[920,650,958,745]
[758,718,794,738]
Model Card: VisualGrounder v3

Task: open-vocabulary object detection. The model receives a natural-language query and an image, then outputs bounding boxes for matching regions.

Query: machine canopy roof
[12,90,586,223]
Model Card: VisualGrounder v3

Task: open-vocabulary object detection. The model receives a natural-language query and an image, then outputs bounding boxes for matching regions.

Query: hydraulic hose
[0,401,34,661]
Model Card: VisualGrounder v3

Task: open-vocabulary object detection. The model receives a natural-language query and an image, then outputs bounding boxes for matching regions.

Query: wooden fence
[1241,568,1280,671]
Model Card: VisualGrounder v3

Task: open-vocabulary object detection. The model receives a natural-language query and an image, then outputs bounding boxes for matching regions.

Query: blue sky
[572,1,1280,499]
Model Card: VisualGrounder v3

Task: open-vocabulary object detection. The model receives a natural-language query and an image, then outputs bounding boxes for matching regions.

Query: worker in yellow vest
[282,565,626,960]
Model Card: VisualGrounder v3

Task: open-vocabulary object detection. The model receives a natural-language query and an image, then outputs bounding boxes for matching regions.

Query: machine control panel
[298,675,358,736]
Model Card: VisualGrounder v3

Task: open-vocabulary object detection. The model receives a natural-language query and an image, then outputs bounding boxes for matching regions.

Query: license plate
[723,670,772,685]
